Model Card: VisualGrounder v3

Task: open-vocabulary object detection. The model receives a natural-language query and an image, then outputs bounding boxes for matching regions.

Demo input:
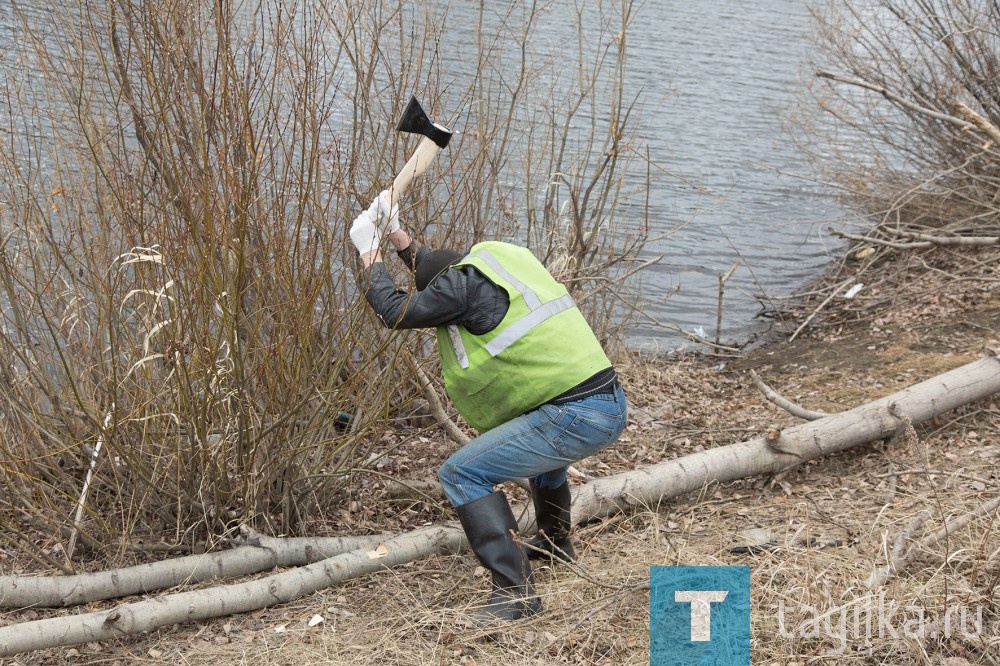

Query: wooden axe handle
[388,135,444,211]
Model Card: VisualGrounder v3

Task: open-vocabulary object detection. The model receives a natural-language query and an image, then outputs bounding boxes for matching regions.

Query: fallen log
[571,355,1000,523]
[0,527,463,657]
[0,534,387,609]
[1,355,997,657]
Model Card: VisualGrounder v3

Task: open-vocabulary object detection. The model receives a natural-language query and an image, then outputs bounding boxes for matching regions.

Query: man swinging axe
[348,98,628,623]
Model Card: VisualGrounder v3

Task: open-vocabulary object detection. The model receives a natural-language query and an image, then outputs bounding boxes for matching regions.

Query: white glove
[373,189,400,233]
[349,201,381,255]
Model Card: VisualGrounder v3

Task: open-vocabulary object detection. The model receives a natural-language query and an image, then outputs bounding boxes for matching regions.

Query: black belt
[547,367,619,405]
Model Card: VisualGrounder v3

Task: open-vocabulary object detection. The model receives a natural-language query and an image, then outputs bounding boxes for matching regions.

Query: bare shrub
[805,0,1000,235]
[0,0,650,568]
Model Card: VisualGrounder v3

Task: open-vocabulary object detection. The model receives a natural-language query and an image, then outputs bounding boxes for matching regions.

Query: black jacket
[361,243,510,334]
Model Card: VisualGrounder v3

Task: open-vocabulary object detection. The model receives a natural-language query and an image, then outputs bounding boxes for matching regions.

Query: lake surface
[621,1,845,349]
[1,0,846,351]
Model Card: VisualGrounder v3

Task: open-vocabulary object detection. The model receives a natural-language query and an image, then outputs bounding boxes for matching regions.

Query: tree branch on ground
[831,227,999,249]
[749,370,830,421]
[866,494,1000,588]
[0,534,387,609]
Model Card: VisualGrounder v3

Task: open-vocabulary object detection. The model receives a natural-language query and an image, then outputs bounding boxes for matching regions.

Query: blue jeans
[439,384,628,507]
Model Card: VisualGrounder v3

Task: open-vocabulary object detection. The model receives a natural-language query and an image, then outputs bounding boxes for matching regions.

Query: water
[1,0,846,351]
[622,1,845,349]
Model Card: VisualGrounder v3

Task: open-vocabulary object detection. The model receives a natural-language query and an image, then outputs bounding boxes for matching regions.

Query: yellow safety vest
[437,241,611,432]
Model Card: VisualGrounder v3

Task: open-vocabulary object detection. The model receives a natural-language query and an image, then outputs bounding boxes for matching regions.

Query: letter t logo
[674,590,729,641]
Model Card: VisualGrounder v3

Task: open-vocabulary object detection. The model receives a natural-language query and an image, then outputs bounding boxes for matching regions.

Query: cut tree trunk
[0,526,464,657]
[0,355,997,658]
[571,355,1000,523]
[0,534,387,609]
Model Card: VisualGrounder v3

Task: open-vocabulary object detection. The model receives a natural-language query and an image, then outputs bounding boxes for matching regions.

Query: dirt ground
[2,243,998,665]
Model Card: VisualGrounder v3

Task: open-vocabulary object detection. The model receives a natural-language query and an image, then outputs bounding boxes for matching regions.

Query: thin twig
[403,352,469,446]
[749,370,830,421]
[715,261,739,347]
[883,226,999,246]
[829,227,931,249]
[67,408,114,564]
[789,276,857,342]
[816,71,974,129]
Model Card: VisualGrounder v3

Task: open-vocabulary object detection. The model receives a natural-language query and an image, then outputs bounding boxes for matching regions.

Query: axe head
[396,96,453,149]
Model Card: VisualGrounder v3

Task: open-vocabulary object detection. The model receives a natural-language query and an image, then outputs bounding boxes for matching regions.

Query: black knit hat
[415,249,465,291]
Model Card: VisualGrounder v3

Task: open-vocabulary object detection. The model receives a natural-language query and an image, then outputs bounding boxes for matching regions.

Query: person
[348,190,628,623]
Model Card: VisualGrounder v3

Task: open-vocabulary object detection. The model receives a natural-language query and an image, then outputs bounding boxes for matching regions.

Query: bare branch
[883,227,999,246]
[867,495,1000,588]
[749,370,830,421]
[403,352,469,446]
[816,70,972,129]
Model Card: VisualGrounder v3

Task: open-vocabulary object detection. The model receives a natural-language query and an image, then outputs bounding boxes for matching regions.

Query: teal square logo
[650,566,750,665]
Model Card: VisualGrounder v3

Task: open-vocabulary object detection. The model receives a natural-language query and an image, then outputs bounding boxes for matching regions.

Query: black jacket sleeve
[359,242,509,333]
[361,261,470,330]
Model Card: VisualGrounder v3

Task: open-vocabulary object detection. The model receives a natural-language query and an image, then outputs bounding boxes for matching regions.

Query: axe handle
[388,136,443,211]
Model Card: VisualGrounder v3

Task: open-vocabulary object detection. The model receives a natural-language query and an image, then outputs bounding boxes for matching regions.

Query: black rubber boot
[455,491,542,623]
[526,481,577,562]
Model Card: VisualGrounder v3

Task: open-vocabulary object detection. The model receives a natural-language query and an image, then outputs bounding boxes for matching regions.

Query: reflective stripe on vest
[476,249,543,310]
[447,249,578,366]
[447,325,470,369]
[485,293,576,356]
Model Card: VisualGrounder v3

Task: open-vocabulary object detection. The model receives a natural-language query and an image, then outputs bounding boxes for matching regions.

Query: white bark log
[1,355,997,658]
[0,535,386,609]
[0,527,462,656]
[571,355,1000,522]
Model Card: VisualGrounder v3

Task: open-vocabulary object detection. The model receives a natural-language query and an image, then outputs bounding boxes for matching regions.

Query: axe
[387,96,453,210]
